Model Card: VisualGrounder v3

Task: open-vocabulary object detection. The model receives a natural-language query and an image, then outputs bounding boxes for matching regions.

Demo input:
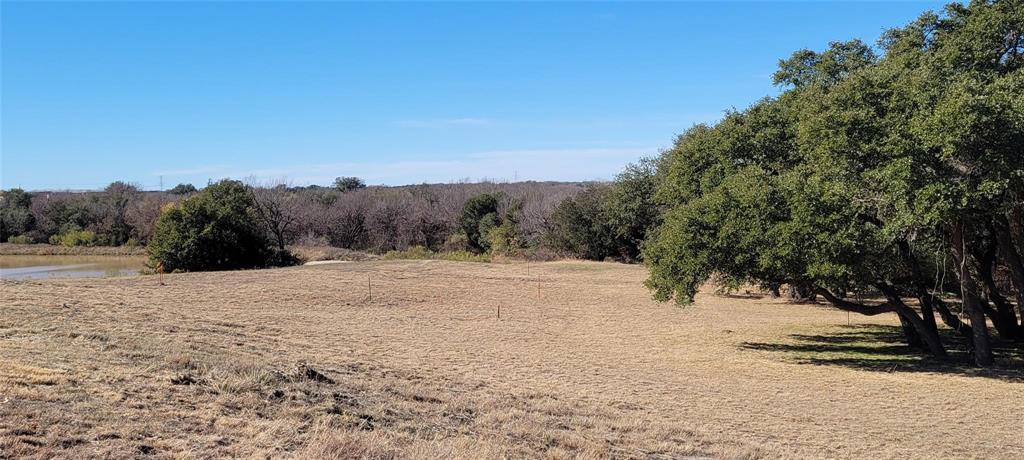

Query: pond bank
[0,243,146,257]
[0,254,148,280]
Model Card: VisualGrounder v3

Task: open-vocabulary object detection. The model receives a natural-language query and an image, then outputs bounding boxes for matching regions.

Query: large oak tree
[644,0,1023,366]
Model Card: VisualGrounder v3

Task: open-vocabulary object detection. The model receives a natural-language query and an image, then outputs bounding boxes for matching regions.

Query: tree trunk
[972,233,1021,340]
[930,296,973,338]
[892,304,945,357]
[816,286,946,358]
[876,283,946,357]
[788,285,817,303]
[952,221,994,366]
[897,240,941,336]
[897,314,924,350]
[994,215,1024,325]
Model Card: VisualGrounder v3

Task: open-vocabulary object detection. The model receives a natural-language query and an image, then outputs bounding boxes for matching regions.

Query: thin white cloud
[393,117,492,128]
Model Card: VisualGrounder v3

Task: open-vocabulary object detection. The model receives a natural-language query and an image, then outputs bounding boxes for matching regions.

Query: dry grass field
[2,260,1023,459]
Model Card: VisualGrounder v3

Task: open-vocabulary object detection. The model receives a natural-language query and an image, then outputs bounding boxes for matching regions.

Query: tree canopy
[334,176,367,193]
[644,0,1024,366]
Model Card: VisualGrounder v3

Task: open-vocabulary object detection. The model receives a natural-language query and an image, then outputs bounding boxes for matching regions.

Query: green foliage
[168,183,198,195]
[460,193,503,252]
[333,176,366,193]
[0,188,35,242]
[438,250,492,263]
[40,197,94,240]
[773,40,876,88]
[606,158,661,261]
[147,179,297,272]
[7,234,33,244]
[488,199,526,256]
[98,181,138,246]
[49,229,97,247]
[644,0,1024,309]
[383,246,490,263]
[545,163,661,262]
[546,185,620,261]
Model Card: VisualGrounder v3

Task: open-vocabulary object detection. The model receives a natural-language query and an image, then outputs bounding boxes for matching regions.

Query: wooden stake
[156,261,165,286]
[368,273,372,301]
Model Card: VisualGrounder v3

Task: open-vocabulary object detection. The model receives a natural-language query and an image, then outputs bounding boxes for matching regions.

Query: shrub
[545,185,620,260]
[49,229,97,247]
[7,234,33,244]
[460,193,502,252]
[147,179,297,272]
[488,200,525,256]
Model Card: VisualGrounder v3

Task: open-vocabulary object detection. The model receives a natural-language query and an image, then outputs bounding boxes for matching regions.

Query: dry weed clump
[288,245,382,263]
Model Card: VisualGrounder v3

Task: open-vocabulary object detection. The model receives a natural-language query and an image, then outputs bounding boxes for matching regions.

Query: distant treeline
[0,176,659,262]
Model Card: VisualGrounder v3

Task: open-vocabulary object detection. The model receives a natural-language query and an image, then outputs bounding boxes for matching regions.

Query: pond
[0,255,147,280]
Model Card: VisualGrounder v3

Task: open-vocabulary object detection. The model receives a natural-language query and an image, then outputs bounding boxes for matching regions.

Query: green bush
[49,229,97,247]
[545,185,620,260]
[147,179,297,272]
[460,193,502,252]
[542,160,659,262]
[488,200,525,256]
[7,234,33,244]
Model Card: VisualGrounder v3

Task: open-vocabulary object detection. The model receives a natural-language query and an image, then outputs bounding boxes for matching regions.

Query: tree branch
[815,288,897,316]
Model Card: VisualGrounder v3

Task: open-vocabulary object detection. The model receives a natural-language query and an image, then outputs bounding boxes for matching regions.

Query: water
[0,255,147,280]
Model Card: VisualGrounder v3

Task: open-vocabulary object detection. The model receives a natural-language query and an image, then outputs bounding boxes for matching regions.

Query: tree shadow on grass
[740,324,1024,381]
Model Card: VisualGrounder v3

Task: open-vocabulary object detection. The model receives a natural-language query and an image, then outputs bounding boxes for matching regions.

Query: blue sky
[2,1,944,191]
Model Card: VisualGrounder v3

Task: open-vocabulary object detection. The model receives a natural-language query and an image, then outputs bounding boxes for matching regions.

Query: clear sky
[2,1,945,191]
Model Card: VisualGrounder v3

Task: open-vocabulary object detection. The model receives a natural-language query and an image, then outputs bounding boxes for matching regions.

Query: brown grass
[289,245,382,263]
[1,260,1022,458]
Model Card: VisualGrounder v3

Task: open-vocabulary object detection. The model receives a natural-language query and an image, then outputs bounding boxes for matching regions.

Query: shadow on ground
[741,324,1024,381]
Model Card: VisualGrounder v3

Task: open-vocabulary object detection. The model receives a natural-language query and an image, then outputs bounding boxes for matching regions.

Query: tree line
[1,179,630,260]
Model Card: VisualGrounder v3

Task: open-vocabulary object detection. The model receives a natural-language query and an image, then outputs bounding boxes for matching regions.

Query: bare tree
[249,181,305,250]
